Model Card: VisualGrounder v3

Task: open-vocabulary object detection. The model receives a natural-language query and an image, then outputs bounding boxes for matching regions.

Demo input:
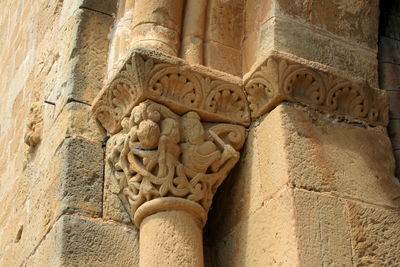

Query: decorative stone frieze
[93,48,250,135]
[106,100,245,227]
[245,54,389,126]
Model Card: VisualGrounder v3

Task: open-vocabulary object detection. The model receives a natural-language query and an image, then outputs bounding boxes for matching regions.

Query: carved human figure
[107,101,244,221]
[180,112,237,175]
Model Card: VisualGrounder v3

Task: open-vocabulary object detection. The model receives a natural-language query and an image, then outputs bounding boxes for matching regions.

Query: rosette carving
[327,82,368,118]
[93,48,250,134]
[245,54,389,126]
[107,100,245,227]
[283,68,326,106]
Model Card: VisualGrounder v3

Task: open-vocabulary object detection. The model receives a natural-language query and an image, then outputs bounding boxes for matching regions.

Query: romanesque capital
[245,53,389,126]
[106,100,246,228]
[93,48,250,134]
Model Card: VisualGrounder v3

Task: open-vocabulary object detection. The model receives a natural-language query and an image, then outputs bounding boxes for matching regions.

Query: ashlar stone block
[26,215,139,267]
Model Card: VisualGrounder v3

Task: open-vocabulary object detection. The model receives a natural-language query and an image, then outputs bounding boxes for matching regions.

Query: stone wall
[1,1,399,266]
[379,0,400,176]
[206,103,400,266]
[0,1,139,266]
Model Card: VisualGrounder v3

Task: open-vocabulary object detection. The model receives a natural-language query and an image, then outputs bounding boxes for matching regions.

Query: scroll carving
[107,100,245,226]
[93,48,250,134]
[245,55,388,126]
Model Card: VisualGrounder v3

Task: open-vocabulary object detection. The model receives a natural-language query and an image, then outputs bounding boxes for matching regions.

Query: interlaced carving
[107,100,245,224]
[245,55,388,126]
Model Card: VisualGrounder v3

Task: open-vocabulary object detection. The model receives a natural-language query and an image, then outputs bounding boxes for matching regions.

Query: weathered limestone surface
[1,0,399,266]
[243,0,380,86]
[26,215,139,267]
[208,189,299,266]
[0,0,112,265]
[207,103,400,266]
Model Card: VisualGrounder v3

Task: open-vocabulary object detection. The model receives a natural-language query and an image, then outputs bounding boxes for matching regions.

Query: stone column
[93,48,249,266]
[131,0,185,56]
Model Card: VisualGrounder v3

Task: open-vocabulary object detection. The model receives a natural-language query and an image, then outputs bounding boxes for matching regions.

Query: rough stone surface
[140,210,203,267]
[346,201,400,266]
[1,1,399,266]
[208,189,299,267]
[0,1,108,265]
[206,103,400,266]
[279,103,399,208]
[293,189,353,266]
[26,215,139,266]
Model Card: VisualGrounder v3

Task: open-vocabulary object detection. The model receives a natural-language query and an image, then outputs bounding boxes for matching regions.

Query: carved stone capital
[106,100,246,228]
[93,48,250,134]
[245,53,389,126]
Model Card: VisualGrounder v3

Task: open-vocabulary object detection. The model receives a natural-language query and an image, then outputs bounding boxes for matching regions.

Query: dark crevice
[79,6,113,17]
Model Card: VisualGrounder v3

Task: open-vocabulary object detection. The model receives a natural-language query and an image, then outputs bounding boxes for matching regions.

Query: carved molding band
[106,100,246,227]
[245,55,389,126]
[93,48,250,134]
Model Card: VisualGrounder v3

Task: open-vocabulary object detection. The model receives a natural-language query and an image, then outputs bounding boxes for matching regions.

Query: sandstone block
[275,0,379,49]
[0,137,104,266]
[204,41,242,76]
[278,103,400,208]
[345,200,400,266]
[217,103,399,212]
[207,112,288,236]
[293,189,353,266]
[209,189,298,267]
[47,9,112,117]
[40,102,105,166]
[272,17,379,87]
[26,215,139,267]
[206,0,244,50]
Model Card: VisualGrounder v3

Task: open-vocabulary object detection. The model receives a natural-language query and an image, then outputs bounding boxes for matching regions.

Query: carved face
[137,120,160,149]
[181,112,204,145]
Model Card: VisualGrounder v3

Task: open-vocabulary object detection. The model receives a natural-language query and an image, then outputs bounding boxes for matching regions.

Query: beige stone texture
[204,41,242,77]
[0,1,110,265]
[131,0,185,56]
[140,210,203,267]
[207,103,400,266]
[274,103,399,207]
[243,0,380,87]
[205,0,244,50]
[346,200,400,266]
[292,189,353,266]
[1,0,399,266]
[180,0,208,65]
[208,189,299,266]
[26,215,139,267]
[275,0,379,49]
